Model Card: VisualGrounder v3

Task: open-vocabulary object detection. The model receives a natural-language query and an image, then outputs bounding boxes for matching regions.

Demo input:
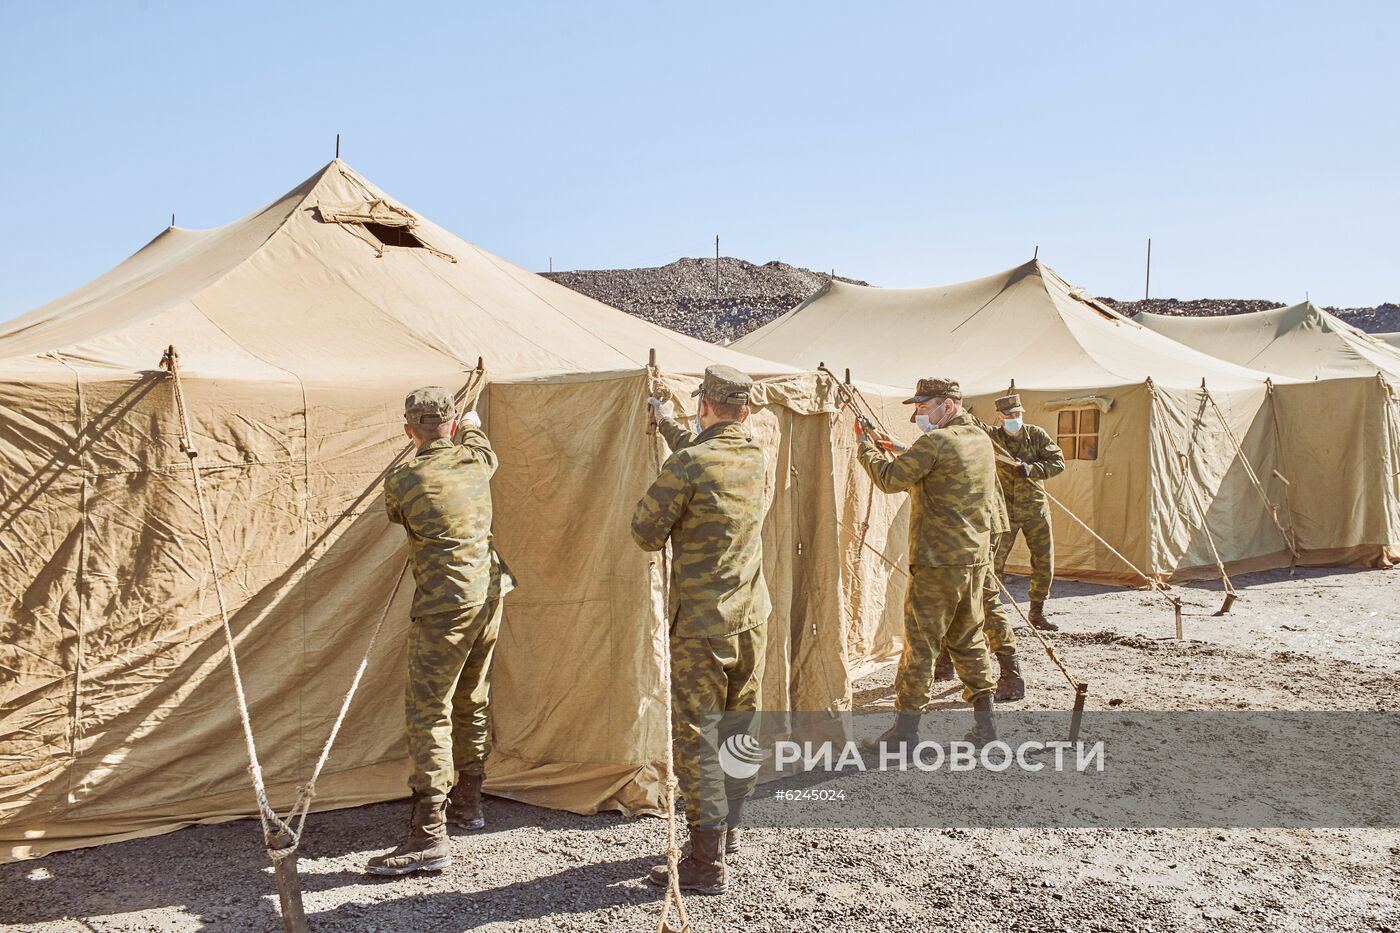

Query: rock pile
[543,257,866,343]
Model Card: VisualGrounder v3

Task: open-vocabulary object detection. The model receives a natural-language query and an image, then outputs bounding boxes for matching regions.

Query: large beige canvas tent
[0,161,905,860]
[736,260,1324,583]
[1136,302,1400,565]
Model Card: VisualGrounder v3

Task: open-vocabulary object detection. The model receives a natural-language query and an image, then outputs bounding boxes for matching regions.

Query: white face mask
[695,413,704,434]
[1003,416,1023,433]
[914,413,936,433]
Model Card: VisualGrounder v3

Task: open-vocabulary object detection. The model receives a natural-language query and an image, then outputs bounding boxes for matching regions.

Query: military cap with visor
[904,376,962,405]
[994,393,1025,414]
[691,364,754,405]
[404,386,455,425]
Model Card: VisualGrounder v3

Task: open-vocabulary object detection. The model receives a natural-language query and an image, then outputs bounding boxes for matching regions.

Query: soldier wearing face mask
[976,393,1065,632]
[854,377,1005,752]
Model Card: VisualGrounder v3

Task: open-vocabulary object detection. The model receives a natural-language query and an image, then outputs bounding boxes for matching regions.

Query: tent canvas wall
[735,260,1307,585]
[0,161,905,859]
[1136,303,1400,564]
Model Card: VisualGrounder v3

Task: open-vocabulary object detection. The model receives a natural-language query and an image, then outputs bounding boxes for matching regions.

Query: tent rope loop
[645,361,692,933]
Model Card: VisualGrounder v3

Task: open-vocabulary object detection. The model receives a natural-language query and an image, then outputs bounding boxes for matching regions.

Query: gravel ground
[2,566,1397,932]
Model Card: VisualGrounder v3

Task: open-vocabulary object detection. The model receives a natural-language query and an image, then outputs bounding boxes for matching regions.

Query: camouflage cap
[904,377,961,404]
[690,364,754,405]
[994,393,1025,414]
[404,386,455,425]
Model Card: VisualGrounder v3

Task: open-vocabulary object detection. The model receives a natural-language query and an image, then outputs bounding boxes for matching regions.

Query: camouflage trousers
[995,509,1055,603]
[670,622,767,829]
[981,533,1018,656]
[897,564,996,709]
[405,599,502,796]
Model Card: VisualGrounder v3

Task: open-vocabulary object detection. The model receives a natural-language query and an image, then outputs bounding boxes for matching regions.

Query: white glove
[647,397,675,421]
[461,411,482,429]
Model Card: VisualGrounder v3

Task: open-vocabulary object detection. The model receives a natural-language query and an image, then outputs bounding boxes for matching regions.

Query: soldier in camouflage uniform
[856,377,1004,753]
[982,393,1065,631]
[366,386,516,877]
[632,364,771,896]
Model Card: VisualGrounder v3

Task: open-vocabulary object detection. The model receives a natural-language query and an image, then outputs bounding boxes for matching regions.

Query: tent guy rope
[158,346,486,933]
[645,352,693,933]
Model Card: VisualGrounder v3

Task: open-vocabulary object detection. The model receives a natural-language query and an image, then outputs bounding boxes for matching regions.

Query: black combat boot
[934,648,955,681]
[994,652,1025,702]
[725,797,745,857]
[1028,601,1058,631]
[964,694,997,747]
[365,793,451,876]
[447,771,485,830]
[860,711,922,757]
[648,825,727,894]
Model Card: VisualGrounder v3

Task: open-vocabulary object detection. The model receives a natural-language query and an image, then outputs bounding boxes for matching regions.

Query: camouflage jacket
[858,413,1006,566]
[385,430,516,617]
[971,416,1066,521]
[631,418,772,639]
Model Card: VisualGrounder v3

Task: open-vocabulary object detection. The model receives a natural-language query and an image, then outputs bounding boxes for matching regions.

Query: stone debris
[543,257,866,343]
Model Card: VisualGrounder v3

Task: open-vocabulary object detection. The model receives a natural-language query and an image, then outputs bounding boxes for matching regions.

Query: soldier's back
[907,416,1001,566]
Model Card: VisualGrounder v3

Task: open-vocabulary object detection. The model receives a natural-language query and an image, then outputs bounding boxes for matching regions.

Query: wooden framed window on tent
[1057,408,1100,461]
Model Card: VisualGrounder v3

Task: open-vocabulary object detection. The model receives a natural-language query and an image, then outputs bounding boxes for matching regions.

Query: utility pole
[1145,238,1152,300]
[715,235,720,297]
[335,134,340,159]
[549,256,553,273]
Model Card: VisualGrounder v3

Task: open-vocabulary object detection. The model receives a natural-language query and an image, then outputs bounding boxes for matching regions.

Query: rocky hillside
[544,258,1398,342]
[542,257,865,344]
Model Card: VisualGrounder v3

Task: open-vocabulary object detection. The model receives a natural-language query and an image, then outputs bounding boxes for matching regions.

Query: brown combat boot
[859,712,921,758]
[365,793,451,876]
[1028,600,1058,631]
[447,771,485,830]
[994,652,1025,702]
[648,825,727,894]
[964,694,997,747]
[934,648,955,681]
[725,797,744,857]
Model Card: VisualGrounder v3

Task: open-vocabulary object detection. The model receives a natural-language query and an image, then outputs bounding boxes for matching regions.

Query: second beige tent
[736,260,1317,584]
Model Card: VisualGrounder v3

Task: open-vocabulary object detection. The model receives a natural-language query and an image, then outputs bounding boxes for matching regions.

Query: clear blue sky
[2,0,1396,319]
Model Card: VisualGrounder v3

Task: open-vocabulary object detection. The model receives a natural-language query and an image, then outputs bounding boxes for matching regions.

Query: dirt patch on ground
[2,567,1397,932]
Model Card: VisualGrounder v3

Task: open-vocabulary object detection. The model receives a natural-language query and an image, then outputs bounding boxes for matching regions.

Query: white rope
[161,349,487,862]
[646,365,691,933]
[161,347,293,856]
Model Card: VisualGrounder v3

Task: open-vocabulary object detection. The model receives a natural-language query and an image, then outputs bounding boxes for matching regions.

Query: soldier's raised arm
[631,454,694,552]
[857,426,940,493]
[454,411,498,473]
[384,478,405,526]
